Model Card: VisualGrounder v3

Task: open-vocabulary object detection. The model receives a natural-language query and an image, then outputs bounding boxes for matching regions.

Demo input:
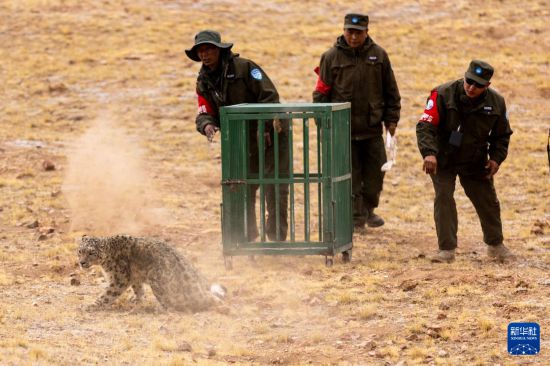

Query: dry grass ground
[1,0,549,365]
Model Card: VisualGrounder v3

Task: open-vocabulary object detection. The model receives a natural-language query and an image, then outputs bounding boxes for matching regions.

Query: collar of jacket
[335,35,374,56]
[197,51,238,105]
[198,51,237,81]
[457,81,489,110]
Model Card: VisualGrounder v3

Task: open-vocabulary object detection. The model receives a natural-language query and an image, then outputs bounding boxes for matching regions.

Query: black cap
[185,30,233,62]
[464,60,494,86]
[344,13,369,31]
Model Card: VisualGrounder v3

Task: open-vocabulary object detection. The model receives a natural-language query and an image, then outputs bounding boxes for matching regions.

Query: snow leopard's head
[77,235,103,269]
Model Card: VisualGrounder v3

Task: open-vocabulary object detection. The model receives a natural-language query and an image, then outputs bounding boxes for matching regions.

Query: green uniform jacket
[313,36,401,139]
[416,79,513,175]
[195,51,279,134]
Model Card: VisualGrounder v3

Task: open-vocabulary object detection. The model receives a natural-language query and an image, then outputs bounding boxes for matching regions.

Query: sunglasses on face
[465,78,485,88]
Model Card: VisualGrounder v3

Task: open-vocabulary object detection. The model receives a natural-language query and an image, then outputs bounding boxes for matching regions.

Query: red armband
[314,66,331,96]
[419,90,440,126]
[197,92,215,115]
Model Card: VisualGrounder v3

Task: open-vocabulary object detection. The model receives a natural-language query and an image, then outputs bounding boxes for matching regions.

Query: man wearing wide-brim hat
[186,30,289,242]
[416,60,514,263]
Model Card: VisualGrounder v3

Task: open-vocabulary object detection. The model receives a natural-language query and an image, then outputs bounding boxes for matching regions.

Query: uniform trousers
[430,167,503,250]
[247,123,289,241]
[351,136,386,226]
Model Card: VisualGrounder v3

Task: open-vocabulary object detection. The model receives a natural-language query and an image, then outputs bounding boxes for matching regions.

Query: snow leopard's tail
[210,283,227,300]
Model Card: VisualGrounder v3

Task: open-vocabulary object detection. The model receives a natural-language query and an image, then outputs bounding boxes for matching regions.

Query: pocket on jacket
[365,58,383,81]
[368,101,385,126]
[332,64,354,100]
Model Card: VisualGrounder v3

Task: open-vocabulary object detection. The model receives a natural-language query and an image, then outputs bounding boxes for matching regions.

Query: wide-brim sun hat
[185,30,233,62]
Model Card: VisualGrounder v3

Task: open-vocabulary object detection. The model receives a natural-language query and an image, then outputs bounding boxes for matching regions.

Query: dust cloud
[63,114,170,236]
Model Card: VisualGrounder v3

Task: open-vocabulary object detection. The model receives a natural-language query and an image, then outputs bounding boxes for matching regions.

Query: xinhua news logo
[508,322,540,356]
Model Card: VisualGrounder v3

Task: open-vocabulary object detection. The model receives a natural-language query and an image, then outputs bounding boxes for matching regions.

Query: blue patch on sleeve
[250,68,263,80]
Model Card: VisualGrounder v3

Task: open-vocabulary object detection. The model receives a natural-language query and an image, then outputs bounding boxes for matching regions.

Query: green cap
[185,30,233,62]
[464,60,494,86]
[344,13,369,30]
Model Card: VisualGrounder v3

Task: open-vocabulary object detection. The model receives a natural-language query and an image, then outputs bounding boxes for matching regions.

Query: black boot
[366,208,384,227]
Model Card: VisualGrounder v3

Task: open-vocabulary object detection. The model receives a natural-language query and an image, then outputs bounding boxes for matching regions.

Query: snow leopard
[77,235,225,312]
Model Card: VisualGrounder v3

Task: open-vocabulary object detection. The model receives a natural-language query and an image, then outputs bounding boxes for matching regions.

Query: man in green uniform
[416,60,513,262]
[313,13,401,229]
[186,30,288,241]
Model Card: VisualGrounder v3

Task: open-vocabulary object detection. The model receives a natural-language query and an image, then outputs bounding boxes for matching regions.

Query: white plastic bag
[381,131,397,172]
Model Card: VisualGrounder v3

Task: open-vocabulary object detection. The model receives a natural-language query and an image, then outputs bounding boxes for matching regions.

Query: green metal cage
[220,103,352,268]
